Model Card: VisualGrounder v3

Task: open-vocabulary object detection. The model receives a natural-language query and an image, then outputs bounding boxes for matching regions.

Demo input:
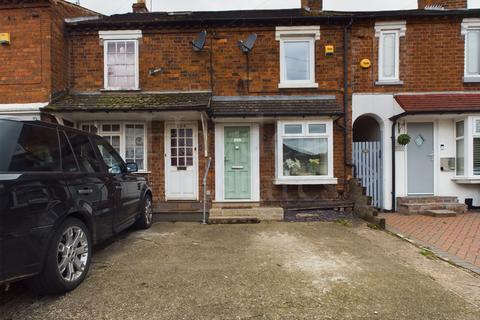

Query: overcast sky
[68,0,480,15]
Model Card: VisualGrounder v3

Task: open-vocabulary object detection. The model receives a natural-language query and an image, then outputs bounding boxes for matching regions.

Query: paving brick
[381,212,480,271]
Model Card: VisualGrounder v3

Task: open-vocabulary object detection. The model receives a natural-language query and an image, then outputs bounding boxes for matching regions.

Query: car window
[66,131,101,173]
[59,131,79,173]
[0,122,61,172]
[93,137,126,174]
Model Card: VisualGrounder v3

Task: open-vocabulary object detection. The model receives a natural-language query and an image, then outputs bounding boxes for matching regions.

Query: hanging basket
[397,134,411,146]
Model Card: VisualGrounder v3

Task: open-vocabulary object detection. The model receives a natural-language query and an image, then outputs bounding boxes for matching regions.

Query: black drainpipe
[391,119,397,212]
[343,19,354,186]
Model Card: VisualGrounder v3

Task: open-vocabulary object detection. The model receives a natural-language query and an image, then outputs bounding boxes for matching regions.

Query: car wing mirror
[126,162,138,173]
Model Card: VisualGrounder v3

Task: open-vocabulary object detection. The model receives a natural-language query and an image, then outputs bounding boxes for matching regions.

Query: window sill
[452,177,480,184]
[463,76,480,83]
[274,177,338,185]
[278,82,319,89]
[101,88,141,92]
[375,80,404,86]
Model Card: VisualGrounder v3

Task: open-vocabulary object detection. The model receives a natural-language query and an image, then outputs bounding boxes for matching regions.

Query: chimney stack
[133,0,149,13]
[301,0,322,11]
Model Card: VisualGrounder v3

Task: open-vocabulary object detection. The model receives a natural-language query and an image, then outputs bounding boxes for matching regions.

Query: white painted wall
[352,94,404,210]
[323,0,417,11]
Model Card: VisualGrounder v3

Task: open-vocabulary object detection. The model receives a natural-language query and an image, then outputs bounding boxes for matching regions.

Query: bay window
[456,120,465,176]
[80,122,147,172]
[275,120,336,185]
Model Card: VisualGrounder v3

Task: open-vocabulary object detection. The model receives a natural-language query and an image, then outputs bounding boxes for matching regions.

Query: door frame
[405,120,437,196]
[214,123,260,202]
[164,121,199,201]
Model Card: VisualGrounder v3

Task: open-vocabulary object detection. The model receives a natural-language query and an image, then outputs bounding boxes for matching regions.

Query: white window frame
[472,117,480,175]
[461,19,480,83]
[99,30,142,91]
[276,26,320,89]
[455,119,466,177]
[275,119,337,185]
[375,21,406,85]
[79,121,148,173]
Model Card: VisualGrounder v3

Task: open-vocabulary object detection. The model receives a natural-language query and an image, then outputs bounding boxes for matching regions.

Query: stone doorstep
[422,210,458,217]
[209,207,284,221]
[397,196,458,205]
[211,202,261,209]
[398,202,467,215]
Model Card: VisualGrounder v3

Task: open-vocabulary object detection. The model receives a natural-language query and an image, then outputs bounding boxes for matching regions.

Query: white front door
[165,122,198,200]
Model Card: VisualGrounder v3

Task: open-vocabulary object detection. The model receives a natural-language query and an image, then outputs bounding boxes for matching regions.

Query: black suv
[0,119,153,294]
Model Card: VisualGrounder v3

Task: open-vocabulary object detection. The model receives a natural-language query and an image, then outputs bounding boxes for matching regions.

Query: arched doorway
[353,115,383,208]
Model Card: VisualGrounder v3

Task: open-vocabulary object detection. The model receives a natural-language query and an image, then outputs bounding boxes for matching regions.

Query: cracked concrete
[1,222,479,320]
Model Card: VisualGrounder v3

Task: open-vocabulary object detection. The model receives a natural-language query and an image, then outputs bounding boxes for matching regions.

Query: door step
[212,202,260,209]
[154,201,204,214]
[397,197,467,215]
[422,210,458,217]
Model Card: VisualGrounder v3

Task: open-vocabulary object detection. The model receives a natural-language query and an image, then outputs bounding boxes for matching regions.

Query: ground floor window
[276,120,334,183]
[80,122,147,171]
[456,120,465,176]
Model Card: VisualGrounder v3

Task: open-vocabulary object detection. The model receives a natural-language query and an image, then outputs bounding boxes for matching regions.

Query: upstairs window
[99,30,142,90]
[276,26,320,88]
[375,21,406,85]
[462,19,480,82]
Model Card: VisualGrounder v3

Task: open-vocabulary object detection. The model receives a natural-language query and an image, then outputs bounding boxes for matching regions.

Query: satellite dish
[238,33,257,53]
[192,30,207,52]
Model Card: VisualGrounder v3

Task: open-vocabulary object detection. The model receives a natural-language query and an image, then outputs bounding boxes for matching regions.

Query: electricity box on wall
[0,33,11,45]
[440,158,456,172]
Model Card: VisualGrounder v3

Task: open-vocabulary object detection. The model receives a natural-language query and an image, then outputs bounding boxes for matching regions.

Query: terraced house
[2,0,480,220]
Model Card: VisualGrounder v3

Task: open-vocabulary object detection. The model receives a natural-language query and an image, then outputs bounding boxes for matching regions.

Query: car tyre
[28,218,92,295]
[134,194,153,230]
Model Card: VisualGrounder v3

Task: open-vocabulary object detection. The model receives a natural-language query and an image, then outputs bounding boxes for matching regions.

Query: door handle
[232,166,244,169]
[78,188,93,195]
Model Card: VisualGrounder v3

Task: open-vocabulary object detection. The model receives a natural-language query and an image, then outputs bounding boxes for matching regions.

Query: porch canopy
[44,92,212,114]
[393,93,480,119]
[209,95,341,118]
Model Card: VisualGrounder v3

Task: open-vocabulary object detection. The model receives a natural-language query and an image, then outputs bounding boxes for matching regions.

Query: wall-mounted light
[148,68,163,76]
[0,33,11,46]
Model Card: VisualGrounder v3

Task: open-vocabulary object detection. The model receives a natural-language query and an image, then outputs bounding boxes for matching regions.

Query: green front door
[224,127,251,199]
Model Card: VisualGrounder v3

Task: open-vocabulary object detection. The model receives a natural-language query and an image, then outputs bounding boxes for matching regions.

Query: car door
[92,136,140,232]
[0,122,69,281]
[63,130,116,243]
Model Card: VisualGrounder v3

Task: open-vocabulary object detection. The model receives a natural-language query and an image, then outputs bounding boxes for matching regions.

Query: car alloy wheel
[144,196,153,225]
[57,226,89,283]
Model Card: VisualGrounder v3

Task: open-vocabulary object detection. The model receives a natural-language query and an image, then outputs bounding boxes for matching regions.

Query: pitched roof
[210,95,341,117]
[65,8,480,30]
[44,92,211,112]
[394,94,480,115]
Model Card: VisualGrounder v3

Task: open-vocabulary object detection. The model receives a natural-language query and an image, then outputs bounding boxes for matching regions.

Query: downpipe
[202,157,212,225]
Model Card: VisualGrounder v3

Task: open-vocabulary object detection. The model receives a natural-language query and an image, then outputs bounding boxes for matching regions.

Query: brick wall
[0,0,96,104]
[351,16,479,93]
[0,4,51,103]
[69,25,346,97]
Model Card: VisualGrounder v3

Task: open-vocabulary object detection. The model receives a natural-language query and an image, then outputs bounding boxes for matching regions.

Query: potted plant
[397,134,411,146]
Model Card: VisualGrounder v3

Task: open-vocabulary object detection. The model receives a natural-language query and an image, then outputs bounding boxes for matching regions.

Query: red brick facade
[351,16,479,93]
[0,0,95,104]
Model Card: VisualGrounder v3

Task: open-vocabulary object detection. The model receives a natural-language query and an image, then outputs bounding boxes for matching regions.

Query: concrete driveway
[1,222,480,320]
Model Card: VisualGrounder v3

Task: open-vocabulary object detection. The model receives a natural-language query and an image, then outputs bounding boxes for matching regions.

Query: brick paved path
[380,212,480,273]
